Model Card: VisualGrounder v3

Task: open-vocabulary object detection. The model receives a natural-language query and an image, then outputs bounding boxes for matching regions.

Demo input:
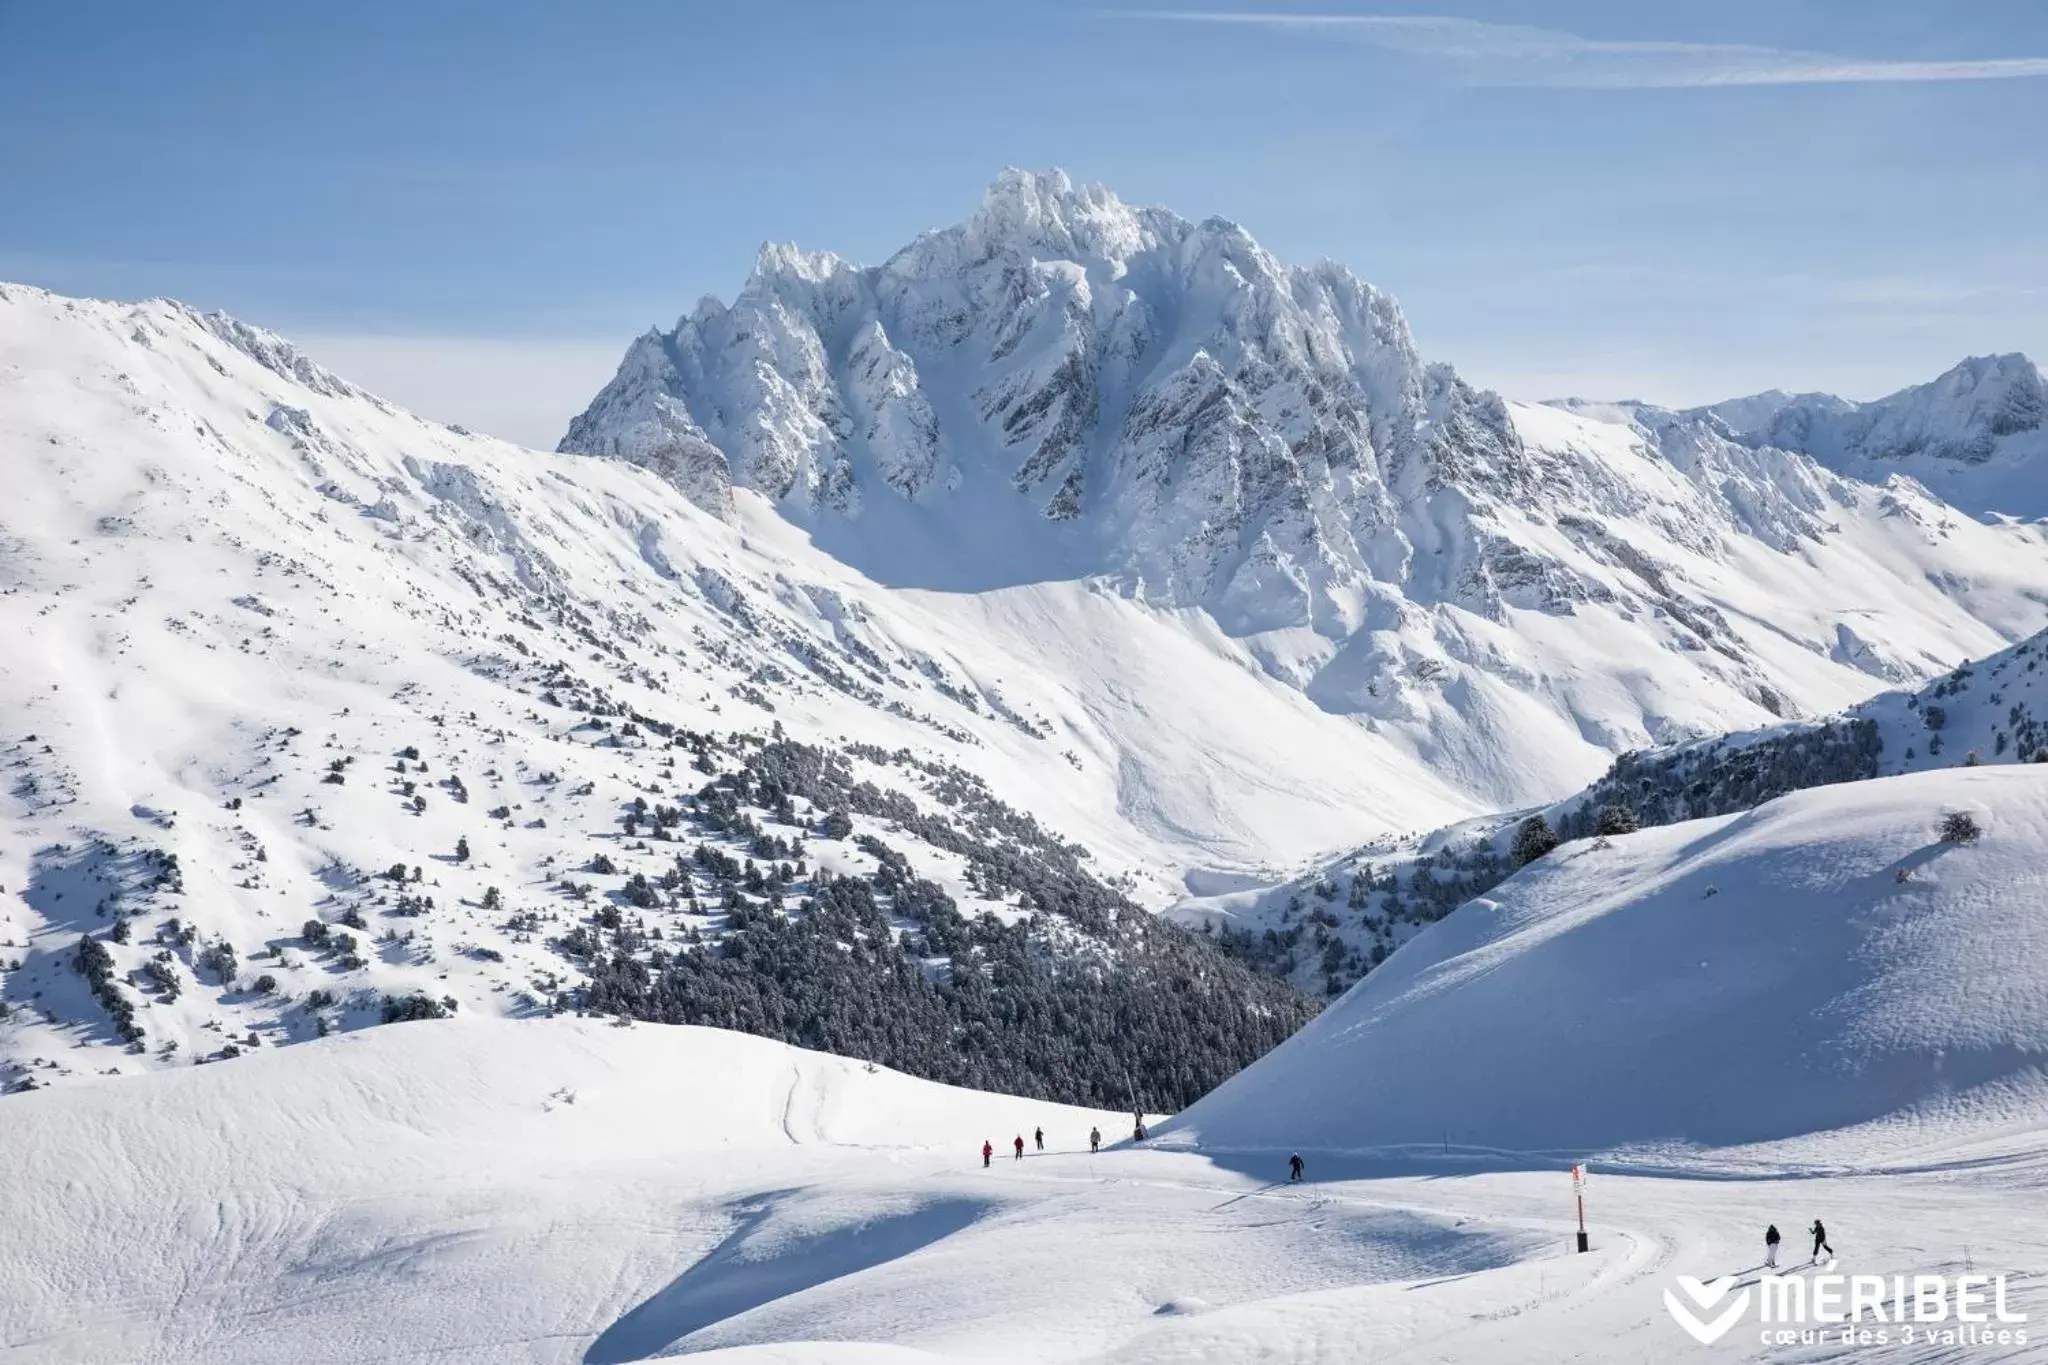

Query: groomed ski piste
[6,764,2046,1363]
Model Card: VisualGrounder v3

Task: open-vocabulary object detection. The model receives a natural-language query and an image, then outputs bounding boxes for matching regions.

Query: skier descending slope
[1034,1127,1044,1152]
[1810,1219,1834,1263]
[1013,1135,1025,1161]
[982,1140,992,1169]
[1089,1126,1101,1155]
[1288,1153,1304,1183]
[1765,1224,1781,1268]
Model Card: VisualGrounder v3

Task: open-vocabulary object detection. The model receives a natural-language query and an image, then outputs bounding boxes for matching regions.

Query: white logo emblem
[1663,1275,1750,1345]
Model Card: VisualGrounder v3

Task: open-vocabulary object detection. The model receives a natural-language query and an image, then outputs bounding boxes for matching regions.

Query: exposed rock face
[561,169,1534,631]
[560,171,2048,809]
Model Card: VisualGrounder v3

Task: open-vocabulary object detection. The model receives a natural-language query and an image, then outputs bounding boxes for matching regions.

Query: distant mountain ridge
[1582,353,2048,521]
[564,169,2048,812]
[1183,619,2048,998]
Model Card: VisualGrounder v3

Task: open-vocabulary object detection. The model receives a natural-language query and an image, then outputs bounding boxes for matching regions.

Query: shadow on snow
[583,1190,992,1363]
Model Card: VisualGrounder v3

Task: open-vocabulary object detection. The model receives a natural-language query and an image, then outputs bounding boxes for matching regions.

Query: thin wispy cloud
[1132,12,2048,88]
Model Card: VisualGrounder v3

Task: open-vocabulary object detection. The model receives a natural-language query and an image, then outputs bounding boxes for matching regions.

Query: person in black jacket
[1810,1219,1833,1261]
[1288,1153,1305,1182]
[1764,1224,1781,1268]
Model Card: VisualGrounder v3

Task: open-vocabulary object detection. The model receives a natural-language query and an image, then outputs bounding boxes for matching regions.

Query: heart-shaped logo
[1663,1275,1750,1345]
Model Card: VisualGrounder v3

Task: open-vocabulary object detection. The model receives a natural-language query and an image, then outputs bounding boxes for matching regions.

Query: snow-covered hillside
[1180,625,2048,999]
[10,179,2048,1121]
[1166,765,2048,1158]
[0,281,1331,1107]
[1703,353,2048,520]
[0,1019,1133,1362]
[565,169,2048,812]
[6,970,2044,1363]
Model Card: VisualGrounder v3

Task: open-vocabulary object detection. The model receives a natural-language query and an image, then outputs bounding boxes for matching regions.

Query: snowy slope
[1165,765,2048,1158]
[6,1004,2045,1363]
[566,170,2048,812]
[0,280,1341,1103]
[1177,604,2048,1002]
[1704,354,2048,520]
[0,1018,1129,1363]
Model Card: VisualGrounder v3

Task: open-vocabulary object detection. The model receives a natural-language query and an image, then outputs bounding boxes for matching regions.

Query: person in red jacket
[1013,1135,1025,1161]
[982,1140,992,1169]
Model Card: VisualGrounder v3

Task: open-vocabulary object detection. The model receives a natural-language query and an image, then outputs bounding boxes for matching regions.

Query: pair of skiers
[1762,1220,1832,1268]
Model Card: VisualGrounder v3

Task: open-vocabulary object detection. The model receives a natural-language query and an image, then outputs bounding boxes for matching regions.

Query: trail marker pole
[1572,1163,1589,1253]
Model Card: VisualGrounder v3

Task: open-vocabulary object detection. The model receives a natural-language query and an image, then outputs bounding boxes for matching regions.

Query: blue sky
[4,0,2045,446]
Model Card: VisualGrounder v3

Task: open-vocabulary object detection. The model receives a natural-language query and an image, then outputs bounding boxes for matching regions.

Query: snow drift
[1166,765,2048,1157]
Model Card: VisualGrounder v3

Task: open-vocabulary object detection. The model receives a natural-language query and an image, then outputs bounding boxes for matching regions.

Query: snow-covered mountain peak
[751,240,857,287]
[561,177,2048,812]
[1703,351,2048,517]
[959,166,1158,265]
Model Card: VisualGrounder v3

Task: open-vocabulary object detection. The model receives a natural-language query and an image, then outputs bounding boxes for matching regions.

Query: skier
[1810,1219,1833,1262]
[1764,1224,1780,1268]
[1133,1112,1148,1142]
[1288,1153,1304,1182]
[1089,1126,1101,1155]
[1034,1126,1044,1152]
[1013,1135,1025,1161]
[982,1140,992,1169]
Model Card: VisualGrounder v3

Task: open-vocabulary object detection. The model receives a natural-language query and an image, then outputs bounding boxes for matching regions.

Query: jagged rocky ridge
[563,170,2048,810]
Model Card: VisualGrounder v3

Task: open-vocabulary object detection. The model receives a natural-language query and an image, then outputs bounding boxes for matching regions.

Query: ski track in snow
[2,1016,2044,1363]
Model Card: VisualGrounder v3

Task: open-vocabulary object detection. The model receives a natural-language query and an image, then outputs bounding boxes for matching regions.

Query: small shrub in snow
[1593,803,1639,837]
[1940,811,1981,844]
[252,974,278,994]
[381,993,455,1024]
[76,934,143,1044]
[197,939,239,985]
[1511,815,1559,868]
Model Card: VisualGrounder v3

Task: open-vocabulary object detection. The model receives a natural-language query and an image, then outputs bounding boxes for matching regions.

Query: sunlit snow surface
[7,767,2048,1362]
[2,1011,2043,1362]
